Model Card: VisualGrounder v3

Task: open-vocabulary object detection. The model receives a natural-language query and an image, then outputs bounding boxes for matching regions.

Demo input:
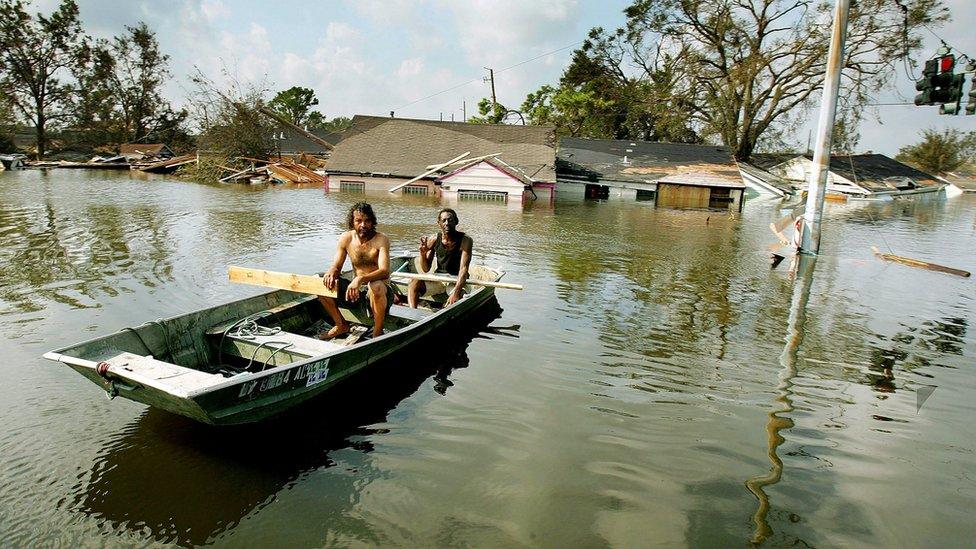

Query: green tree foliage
[0,0,85,158]
[73,22,190,148]
[522,35,699,143]
[557,0,947,160]
[895,128,976,175]
[468,98,509,124]
[268,86,321,127]
[0,95,15,152]
[317,115,353,133]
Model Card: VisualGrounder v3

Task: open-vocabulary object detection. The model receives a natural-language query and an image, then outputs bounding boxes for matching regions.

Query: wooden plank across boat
[43,256,506,425]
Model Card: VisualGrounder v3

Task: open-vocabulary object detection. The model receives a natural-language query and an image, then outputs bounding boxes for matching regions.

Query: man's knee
[368,281,387,303]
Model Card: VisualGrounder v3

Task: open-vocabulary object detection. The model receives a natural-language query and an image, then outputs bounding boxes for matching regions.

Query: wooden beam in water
[871,247,971,278]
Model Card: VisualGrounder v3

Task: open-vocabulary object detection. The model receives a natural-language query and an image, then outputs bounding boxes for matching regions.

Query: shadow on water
[69,299,506,546]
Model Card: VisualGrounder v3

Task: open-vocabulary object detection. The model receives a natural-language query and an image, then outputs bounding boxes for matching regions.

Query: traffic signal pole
[799,0,851,255]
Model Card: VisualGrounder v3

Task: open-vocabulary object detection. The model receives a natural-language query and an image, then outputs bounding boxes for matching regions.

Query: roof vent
[621,155,632,166]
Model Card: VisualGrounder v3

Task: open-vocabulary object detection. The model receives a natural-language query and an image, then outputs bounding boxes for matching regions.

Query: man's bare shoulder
[374,232,391,248]
[462,233,474,249]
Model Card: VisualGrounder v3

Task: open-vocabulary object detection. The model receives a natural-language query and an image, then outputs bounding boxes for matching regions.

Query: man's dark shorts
[335,277,395,312]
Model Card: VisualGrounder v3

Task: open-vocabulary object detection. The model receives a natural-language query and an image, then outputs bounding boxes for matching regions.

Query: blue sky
[36,0,976,156]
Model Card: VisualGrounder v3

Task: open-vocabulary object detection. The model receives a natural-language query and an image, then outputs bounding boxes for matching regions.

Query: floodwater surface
[0,170,974,547]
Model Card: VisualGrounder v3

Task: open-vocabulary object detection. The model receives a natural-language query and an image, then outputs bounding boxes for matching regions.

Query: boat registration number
[304,361,330,387]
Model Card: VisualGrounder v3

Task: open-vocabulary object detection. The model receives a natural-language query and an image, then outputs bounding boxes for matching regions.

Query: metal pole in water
[799,0,850,255]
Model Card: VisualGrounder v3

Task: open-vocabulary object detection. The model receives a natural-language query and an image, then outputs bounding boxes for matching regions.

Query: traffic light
[967,63,976,115]
[914,58,939,105]
[939,73,965,115]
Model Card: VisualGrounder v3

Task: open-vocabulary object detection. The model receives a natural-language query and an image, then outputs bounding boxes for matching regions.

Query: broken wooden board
[228,266,339,297]
[871,246,971,278]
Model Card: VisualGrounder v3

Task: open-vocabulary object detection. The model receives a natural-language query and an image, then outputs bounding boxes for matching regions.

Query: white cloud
[200,0,229,21]
[398,58,425,78]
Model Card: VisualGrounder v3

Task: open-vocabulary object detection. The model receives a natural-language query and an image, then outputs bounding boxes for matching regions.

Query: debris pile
[217,157,324,184]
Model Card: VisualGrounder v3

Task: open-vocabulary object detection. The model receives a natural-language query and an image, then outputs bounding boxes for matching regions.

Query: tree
[105,23,184,143]
[0,0,85,158]
[268,86,321,128]
[0,94,16,152]
[188,70,275,162]
[521,31,699,142]
[317,115,352,133]
[72,22,188,147]
[568,0,947,160]
[468,98,509,124]
[895,128,976,174]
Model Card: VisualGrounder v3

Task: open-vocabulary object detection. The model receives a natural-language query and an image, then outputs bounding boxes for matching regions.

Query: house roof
[325,115,556,181]
[119,143,170,156]
[438,157,533,187]
[824,154,941,188]
[274,127,344,155]
[754,152,942,192]
[557,137,742,186]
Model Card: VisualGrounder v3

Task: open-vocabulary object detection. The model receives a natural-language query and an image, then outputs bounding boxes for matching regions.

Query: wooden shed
[655,173,745,211]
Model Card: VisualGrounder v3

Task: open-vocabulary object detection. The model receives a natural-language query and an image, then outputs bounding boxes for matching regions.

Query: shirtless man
[407,208,473,308]
[319,202,391,339]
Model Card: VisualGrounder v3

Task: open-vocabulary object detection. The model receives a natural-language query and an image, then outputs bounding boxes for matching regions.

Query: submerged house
[748,153,944,197]
[324,115,556,203]
[557,137,745,210]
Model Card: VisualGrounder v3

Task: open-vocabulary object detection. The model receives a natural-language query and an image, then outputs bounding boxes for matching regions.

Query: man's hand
[323,269,340,291]
[446,290,462,306]
[346,276,362,302]
[419,236,430,255]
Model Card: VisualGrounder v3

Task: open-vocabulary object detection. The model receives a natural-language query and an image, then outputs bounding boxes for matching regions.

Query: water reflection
[70,300,504,546]
[745,255,812,544]
[0,196,176,315]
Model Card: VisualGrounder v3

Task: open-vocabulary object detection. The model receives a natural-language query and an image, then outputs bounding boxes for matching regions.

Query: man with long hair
[319,202,391,339]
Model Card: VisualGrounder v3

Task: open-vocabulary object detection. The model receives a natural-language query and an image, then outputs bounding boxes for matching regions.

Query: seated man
[319,202,392,339]
[407,208,473,308]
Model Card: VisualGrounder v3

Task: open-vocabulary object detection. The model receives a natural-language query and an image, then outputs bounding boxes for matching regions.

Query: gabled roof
[557,137,741,186]
[438,157,533,187]
[325,115,556,181]
[747,153,802,171]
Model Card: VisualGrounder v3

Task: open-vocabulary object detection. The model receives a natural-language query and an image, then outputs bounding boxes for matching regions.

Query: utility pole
[799,0,850,255]
[484,68,496,106]
[463,100,466,122]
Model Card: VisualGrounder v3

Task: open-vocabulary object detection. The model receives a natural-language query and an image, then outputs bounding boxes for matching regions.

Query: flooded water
[1,169,974,547]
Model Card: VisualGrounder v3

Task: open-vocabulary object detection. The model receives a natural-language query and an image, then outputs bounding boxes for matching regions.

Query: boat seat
[102,352,224,393]
[218,329,343,366]
[389,304,434,322]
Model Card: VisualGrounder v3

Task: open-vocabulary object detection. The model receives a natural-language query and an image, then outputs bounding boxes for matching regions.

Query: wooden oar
[228,266,523,294]
[871,246,971,278]
[389,271,523,290]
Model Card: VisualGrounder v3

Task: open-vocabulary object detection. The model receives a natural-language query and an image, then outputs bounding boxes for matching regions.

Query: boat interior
[48,258,499,394]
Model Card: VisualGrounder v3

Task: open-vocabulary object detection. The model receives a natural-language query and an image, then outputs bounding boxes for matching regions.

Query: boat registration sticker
[305,361,330,387]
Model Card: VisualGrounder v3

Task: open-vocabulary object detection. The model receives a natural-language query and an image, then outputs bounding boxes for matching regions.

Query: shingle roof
[824,154,940,187]
[557,137,741,185]
[747,153,801,171]
[325,115,556,181]
[752,152,942,192]
[275,127,344,155]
